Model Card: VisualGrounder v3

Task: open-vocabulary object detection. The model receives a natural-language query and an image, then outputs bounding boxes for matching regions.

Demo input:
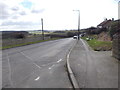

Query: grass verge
[82,37,112,51]
[1,38,63,50]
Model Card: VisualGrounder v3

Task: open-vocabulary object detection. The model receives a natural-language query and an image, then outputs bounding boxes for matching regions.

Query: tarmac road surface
[2,38,76,88]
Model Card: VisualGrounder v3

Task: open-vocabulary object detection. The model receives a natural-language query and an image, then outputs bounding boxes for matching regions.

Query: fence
[112,33,120,60]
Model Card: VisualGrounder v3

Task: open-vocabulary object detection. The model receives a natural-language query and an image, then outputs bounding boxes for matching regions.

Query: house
[97,19,114,30]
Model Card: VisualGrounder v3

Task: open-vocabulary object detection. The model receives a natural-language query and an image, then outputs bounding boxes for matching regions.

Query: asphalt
[2,38,76,88]
[69,39,119,88]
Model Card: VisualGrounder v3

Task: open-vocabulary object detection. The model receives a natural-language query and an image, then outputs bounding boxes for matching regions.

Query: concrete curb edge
[66,40,80,89]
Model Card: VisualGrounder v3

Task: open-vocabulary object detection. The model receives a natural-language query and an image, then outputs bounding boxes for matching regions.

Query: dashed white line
[57,59,62,63]
[48,65,55,70]
[20,52,41,69]
[35,76,40,81]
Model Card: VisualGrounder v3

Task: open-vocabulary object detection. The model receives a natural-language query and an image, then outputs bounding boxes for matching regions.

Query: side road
[69,39,119,88]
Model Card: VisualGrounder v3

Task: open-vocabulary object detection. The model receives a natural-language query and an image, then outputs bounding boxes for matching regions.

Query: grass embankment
[82,37,112,51]
[1,38,62,50]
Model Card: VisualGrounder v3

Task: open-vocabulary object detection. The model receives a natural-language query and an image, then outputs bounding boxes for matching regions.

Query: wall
[112,33,120,60]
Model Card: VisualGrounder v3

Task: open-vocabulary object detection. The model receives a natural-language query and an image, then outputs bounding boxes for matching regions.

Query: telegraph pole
[41,18,44,40]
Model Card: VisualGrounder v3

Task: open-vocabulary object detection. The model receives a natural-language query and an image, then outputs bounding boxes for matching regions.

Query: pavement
[69,39,119,88]
[2,38,75,88]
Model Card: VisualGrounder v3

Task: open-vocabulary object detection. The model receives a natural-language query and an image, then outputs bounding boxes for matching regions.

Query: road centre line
[48,65,55,70]
[20,52,41,69]
[48,59,63,70]
[21,52,63,70]
[35,76,40,81]
[41,59,63,67]
[57,59,62,63]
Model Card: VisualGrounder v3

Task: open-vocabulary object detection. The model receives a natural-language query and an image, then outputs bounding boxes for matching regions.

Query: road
[2,38,76,88]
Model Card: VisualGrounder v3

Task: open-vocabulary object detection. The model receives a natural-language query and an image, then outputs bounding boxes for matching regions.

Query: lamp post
[73,10,80,40]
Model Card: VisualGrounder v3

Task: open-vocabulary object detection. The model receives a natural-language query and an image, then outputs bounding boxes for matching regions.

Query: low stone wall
[112,33,120,60]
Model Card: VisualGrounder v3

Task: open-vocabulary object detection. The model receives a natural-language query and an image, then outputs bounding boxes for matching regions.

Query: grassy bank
[1,38,63,50]
[82,37,112,51]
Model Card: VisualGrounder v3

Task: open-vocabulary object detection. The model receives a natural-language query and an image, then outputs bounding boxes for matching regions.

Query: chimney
[104,18,107,21]
[112,18,114,21]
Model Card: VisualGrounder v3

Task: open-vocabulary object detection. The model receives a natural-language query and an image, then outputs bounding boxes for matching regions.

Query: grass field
[1,38,62,50]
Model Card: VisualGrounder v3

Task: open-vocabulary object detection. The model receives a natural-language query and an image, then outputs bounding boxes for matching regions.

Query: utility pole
[41,18,44,40]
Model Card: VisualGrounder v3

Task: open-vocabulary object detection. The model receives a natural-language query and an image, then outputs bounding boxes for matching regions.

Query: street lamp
[73,10,80,40]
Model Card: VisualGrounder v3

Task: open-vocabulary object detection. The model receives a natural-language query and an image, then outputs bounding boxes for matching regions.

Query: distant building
[97,19,114,30]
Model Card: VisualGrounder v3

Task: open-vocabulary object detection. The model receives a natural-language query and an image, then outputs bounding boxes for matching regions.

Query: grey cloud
[11,6,19,11]
[19,11,26,15]
[0,3,10,19]
[1,21,36,26]
[11,7,26,15]
[11,15,19,19]
[31,9,45,13]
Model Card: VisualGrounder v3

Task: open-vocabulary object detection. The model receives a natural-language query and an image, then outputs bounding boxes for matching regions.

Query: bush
[109,20,120,39]
[14,33,26,39]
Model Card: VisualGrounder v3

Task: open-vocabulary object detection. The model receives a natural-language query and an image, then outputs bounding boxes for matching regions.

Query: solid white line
[20,52,41,69]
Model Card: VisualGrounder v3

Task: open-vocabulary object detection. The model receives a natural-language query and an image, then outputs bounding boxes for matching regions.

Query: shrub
[14,33,26,39]
[109,20,120,39]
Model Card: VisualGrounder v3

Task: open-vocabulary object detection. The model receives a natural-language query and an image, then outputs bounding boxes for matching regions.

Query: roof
[97,20,113,27]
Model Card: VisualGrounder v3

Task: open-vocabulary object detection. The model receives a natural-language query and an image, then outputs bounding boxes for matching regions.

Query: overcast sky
[0,0,119,31]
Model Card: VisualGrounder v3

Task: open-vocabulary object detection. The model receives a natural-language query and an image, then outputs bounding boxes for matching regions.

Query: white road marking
[35,76,40,81]
[20,52,41,69]
[48,59,63,70]
[48,65,55,70]
[57,59,62,63]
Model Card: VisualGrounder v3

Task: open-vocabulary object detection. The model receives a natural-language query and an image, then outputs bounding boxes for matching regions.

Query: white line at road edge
[20,52,41,69]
